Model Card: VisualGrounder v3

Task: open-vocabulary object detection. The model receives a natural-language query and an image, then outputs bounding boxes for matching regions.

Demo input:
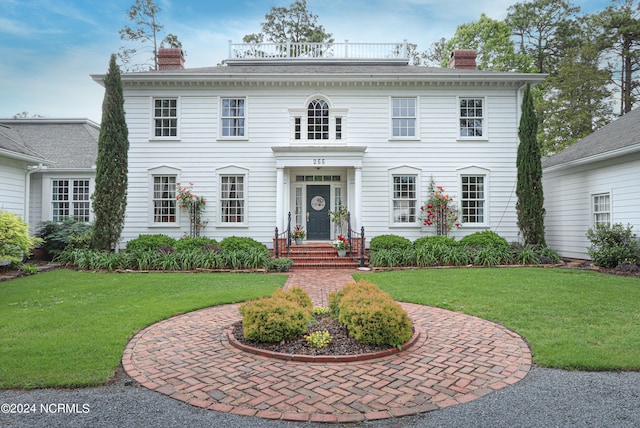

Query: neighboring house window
[221,98,245,137]
[459,98,483,137]
[392,98,416,137]
[593,193,611,226]
[392,175,417,223]
[153,176,177,223]
[52,179,91,222]
[308,99,329,140]
[220,175,245,223]
[154,98,178,137]
[461,175,485,224]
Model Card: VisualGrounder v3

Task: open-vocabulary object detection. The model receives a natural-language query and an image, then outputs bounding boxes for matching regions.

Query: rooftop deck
[226,40,410,64]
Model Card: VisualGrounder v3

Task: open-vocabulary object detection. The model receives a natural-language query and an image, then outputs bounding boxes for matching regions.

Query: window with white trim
[291,98,346,142]
[593,193,611,227]
[152,175,177,223]
[392,98,416,137]
[307,99,329,140]
[153,98,178,137]
[461,175,485,224]
[221,98,245,137]
[220,175,245,223]
[392,175,417,223]
[52,179,91,222]
[459,98,483,137]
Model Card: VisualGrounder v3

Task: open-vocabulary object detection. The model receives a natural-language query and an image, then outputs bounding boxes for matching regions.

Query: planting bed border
[227,325,423,363]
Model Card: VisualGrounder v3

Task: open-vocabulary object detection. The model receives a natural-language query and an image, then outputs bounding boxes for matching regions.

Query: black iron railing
[274,212,292,258]
[346,212,366,267]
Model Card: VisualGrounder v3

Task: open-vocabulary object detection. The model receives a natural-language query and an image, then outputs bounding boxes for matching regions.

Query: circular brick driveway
[122,270,531,423]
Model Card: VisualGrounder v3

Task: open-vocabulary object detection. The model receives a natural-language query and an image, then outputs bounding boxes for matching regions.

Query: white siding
[121,82,526,247]
[543,151,640,259]
[0,156,27,218]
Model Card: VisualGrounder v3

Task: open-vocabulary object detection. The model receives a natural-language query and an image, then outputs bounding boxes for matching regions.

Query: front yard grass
[0,270,285,389]
[355,267,640,371]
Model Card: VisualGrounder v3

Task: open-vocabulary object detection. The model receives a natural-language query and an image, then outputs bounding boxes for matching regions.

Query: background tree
[516,84,546,247]
[91,54,129,251]
[119,0,182,71]
[595,0,640,114]
[243,0,333,47]
[440,14,534,72]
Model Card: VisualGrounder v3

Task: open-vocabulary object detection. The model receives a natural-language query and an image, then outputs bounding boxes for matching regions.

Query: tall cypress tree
[516,83,546,247]
[91,54,129,250]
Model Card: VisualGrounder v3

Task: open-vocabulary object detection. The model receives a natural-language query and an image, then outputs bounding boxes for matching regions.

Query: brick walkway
[122,269,531,423]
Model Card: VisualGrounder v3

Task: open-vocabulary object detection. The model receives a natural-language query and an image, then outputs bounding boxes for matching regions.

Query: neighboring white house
[542,107,640,260]
[0,119,99,231]
[92,43,546,249]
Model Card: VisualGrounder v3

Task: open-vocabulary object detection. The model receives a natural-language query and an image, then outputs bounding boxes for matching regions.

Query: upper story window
[221,98,245,137]
[154,98,178,137]
[291,97,346,143]
[593,193,611,227]
[392,98,416,137]
[307,99,329,140]
[459,98,484,137]
[52,179,91,222]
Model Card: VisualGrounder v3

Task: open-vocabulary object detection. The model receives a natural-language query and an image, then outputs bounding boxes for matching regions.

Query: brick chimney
[449,50,477,70]
[158,48,185,70]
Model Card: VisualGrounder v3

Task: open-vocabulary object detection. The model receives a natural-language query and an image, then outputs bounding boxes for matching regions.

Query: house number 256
[313,158,326,165]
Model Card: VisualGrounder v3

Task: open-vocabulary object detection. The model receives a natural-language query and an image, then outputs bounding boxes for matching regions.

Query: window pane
[392,98,416,137]
[153,176,176,223]
[460,98,483,137]
[154,99,178,137]
[392,175,416,223]
[462,176,485,223]
[221,175,245,223]
[307,99,329,140]
[593,193,611,227]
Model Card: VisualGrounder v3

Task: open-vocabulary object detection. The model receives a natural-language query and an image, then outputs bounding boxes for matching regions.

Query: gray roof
[0,124,46,162]
[542,107,640,169]
[0,119,99,169]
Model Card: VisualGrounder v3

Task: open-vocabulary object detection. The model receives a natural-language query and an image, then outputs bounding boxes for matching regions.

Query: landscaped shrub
[38,218,92,258]
[537,246,561,264]
[174,237,219,252]
[126,234,177,252]
[413,235,457,248]
[272,286,313,311]
[239,288,313,343]
[460,230,510,251]
[473,246,513,267]
[330,281,413,348]
[369,234,412,251]
[587,223,640,268]
[441,245,473,266]
[1,211,42,263]
[219,236,268,252]
[513,246,539,265]
[368,248,416,267]
[267,257,294,272]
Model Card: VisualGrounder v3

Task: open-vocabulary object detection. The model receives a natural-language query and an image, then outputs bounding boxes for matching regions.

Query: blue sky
[1,0,611,123]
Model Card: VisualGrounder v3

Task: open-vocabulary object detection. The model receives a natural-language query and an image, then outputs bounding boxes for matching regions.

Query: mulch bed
[231,314,394,356]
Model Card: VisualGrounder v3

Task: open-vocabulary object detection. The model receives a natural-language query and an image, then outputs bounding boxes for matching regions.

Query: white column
[276,167,284,231]
[354,166,362,230]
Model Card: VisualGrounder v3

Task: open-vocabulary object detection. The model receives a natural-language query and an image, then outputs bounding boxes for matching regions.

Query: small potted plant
[292,225,306,244]
[332,234,350,257]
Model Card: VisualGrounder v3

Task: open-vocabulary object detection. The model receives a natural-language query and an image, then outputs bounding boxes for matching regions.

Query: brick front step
[273,241,367,269]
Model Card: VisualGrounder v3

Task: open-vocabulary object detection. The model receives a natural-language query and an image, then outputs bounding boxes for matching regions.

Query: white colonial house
[92,42,546,249]
[0,119,99,230]
[542,107,640,259]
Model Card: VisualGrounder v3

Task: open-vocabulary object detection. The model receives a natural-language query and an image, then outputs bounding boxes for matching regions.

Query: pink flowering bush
[419,177,460,237]
[176,182,207,237]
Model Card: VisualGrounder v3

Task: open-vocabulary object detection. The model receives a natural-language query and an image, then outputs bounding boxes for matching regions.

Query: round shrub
[1,211,42,263]
[459,230,509,250]
[370,234,412,251]
[38,218,92,258]
[413,235,457,248]
[174,237,219,251]
[587,223,640,268]
[272,287,313,311]
[239,290,313,343]
[126,234,177,252]
[219,236,268,252]
[331,281,413,348]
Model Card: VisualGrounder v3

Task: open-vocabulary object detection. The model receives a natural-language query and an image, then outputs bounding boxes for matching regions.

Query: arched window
[307,99,329,140]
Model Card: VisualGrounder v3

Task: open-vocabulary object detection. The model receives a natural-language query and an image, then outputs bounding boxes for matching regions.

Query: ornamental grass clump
[329,281,413,349]
[239,287,313,343]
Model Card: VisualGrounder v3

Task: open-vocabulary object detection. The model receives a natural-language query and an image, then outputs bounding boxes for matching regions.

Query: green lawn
[0,270,285,389]
[355,268,640,371]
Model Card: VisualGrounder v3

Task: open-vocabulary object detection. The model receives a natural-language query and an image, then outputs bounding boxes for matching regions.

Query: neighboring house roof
[0,123,47,163]
[0,119,99,169]
[542,107,640,170]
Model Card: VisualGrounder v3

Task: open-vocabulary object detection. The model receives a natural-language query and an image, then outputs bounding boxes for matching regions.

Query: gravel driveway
[2,368,639,427]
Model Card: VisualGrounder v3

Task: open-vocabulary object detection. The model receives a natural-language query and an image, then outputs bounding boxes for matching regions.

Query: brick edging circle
[227,325,423,363]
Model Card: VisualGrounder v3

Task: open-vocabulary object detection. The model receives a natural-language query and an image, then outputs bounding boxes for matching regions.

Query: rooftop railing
[227,40,409,62]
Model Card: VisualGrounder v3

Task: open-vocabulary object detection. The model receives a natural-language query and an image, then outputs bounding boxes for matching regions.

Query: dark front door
[307,185,331,240]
